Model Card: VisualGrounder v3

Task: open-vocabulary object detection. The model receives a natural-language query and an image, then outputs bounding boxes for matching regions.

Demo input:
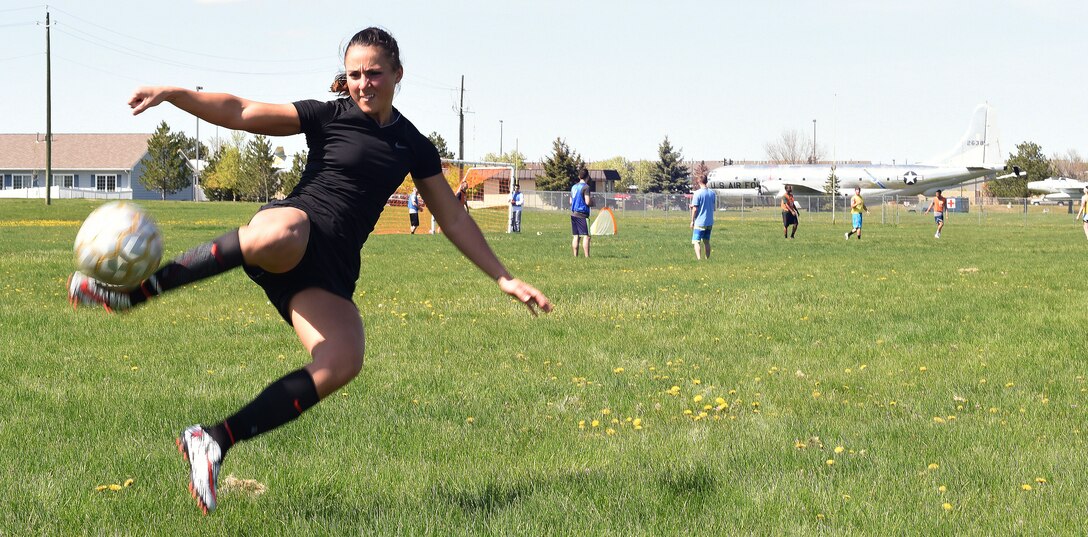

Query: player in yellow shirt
[845,187,868,240]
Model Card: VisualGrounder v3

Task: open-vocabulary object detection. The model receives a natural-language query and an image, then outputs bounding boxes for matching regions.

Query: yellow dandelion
[942,502,953,511]
[1035,477,1047,484]
[928,463,939,471]
[692,379,702,385]
[938,485,947,493]
[613,367,624,373]
[693,394,704,403]
[602,408,611,415]
[591,419,600,428]
[1005,382,1015,388]
[826,459,835,466]
[1021,484,1033,491]
[123,478,134,487]
[683,409,693,416]
[715,397,726,406]
[812,391,822,398]
[816,513,825,520]
[606,428,616,436]
[466,416,475,424]
[834,446,844,454]
[933,416,946,424]
[795,441,806,449]
[578,420,586,430]
[919,366,928,372]
[108,484,122,491]
[95,485,109,491]
[842,494,851,501]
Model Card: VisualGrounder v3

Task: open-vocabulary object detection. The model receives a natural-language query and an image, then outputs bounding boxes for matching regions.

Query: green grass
[2,199,1086,535]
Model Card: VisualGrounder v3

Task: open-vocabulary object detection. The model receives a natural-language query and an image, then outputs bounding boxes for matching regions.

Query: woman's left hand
[498,277,553,316]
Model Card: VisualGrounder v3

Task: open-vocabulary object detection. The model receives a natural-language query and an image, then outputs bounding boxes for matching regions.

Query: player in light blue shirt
[689,175,716,260]
[407,188,421,234]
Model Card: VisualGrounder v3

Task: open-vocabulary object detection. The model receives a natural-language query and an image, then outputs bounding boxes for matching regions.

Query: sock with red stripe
[128,229,244,306]
[206,368,319,455]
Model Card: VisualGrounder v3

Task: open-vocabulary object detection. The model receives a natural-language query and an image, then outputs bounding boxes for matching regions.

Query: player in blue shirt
[407,188,421,234]
[689,175,716,260]
[570,169,592,257]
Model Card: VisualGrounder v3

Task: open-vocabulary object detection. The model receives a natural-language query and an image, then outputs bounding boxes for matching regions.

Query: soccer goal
[442,159,519,234]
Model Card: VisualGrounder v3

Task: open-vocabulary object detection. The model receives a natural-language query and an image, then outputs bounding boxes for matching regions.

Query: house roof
[0,133,151,170]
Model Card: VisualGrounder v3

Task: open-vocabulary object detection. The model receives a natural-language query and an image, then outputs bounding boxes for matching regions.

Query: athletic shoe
[844,232,850,240]
[67,272,133,313]
[935,232,940,238]
[176,425,223,515]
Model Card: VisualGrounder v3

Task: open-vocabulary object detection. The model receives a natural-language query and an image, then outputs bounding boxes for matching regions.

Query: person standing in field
[454,180,469,213]
[923,189,946,238]
[845,186,868,240]
[407,187,421,234]
[1077,185,1088,240]
[509,183,524,233]
[68,27,552,515]
[689,175,716,259]
[570,169,592,257]
[781,184,799,239]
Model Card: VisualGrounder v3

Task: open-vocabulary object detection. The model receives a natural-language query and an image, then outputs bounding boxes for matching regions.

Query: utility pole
[45,8,52,205]
[499,120,504,155]
[458,75,465,180]
[194,86,202,201]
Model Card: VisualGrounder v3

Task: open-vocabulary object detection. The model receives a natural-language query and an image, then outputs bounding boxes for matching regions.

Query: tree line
[140,121,1076,200]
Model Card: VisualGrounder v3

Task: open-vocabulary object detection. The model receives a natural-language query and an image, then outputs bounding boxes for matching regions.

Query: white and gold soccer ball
[73,201,163,289]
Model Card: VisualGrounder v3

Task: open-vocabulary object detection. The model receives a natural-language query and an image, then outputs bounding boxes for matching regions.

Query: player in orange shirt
[781,185,799,239]
[923,189,947,238]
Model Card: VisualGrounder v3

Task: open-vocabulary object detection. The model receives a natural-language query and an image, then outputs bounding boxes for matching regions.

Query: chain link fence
[523,190,1082,227]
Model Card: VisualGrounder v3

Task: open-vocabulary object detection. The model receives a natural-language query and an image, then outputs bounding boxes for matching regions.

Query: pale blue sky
[2,0,1085,165]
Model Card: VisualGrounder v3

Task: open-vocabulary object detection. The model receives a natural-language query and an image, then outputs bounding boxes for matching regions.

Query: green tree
[824,166,840,195]
[239,134,278,202]
[279,151,308,197]
[427,132,455,160]
[646,136,690,194]
[139,121,191,199]
[627,160,655,192]
[538,137,585,191]
[202,135,245,201]
[590,156,634,191]
[989,141,1053,198]
[481,149,527,169]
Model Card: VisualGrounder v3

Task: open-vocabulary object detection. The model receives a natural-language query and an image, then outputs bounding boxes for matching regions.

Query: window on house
[54,174,74,188]
[96,174,117,191]
[498,177,510,194]
[13,174,32,189]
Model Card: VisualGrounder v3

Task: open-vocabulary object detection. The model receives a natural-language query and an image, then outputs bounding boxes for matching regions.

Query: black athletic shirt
[288,98,442,250]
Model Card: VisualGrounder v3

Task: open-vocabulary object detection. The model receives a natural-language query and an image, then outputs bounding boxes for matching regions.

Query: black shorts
[243,199,359,325]
[782,211,798,226]
[409,212,420,227]
[571,212,589,236]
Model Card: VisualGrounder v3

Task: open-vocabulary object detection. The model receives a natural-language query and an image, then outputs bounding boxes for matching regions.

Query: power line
[0,4,44,14]
[53,27,329,76]
[50,5,328,64]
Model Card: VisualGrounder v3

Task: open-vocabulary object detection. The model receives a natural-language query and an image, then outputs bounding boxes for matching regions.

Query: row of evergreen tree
[141,123,1054,200]
[138,121,305,201]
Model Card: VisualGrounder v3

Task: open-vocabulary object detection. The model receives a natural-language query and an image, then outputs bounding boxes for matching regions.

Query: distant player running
[845,187,868,240]
[781,185,799,239]
[1077,185,1088,240]
[923,189,946,238]
[69,27,552,515]
[689,175,716,259]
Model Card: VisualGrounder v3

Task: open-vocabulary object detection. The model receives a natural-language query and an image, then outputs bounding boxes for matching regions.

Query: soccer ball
[73,201,163,289]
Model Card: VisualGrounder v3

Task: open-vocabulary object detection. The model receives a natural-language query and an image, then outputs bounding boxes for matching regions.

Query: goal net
[371,159,516,235]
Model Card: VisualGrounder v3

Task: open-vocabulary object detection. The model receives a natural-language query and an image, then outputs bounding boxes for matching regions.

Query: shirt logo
[394,142,408,150]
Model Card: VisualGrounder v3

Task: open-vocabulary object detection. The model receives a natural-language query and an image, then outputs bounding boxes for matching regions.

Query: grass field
[2,199,1086,535]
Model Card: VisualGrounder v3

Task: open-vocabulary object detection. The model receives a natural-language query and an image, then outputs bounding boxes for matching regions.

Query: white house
[0,133,200,201]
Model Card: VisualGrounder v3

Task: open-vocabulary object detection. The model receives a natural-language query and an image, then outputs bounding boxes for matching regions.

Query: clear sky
[2,0,1085,166]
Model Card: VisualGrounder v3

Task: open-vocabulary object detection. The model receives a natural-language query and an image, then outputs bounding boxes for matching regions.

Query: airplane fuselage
[707,163,998,198]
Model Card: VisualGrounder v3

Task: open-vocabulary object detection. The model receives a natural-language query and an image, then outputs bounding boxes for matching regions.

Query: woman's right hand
[128,86,174,116]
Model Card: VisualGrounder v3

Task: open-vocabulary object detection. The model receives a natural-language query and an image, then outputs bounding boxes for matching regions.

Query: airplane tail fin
[933,103,1004,169]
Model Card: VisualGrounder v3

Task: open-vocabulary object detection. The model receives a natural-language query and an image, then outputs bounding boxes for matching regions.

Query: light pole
[499,120,504,155]
[812,119,817,164]
[194,86,203,201]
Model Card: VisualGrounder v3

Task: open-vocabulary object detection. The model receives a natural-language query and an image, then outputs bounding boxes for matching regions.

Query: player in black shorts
[67,27,552,515]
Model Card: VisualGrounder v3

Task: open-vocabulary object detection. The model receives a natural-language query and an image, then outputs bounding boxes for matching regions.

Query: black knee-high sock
[206,369,320,455]
[129,229,243,305]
